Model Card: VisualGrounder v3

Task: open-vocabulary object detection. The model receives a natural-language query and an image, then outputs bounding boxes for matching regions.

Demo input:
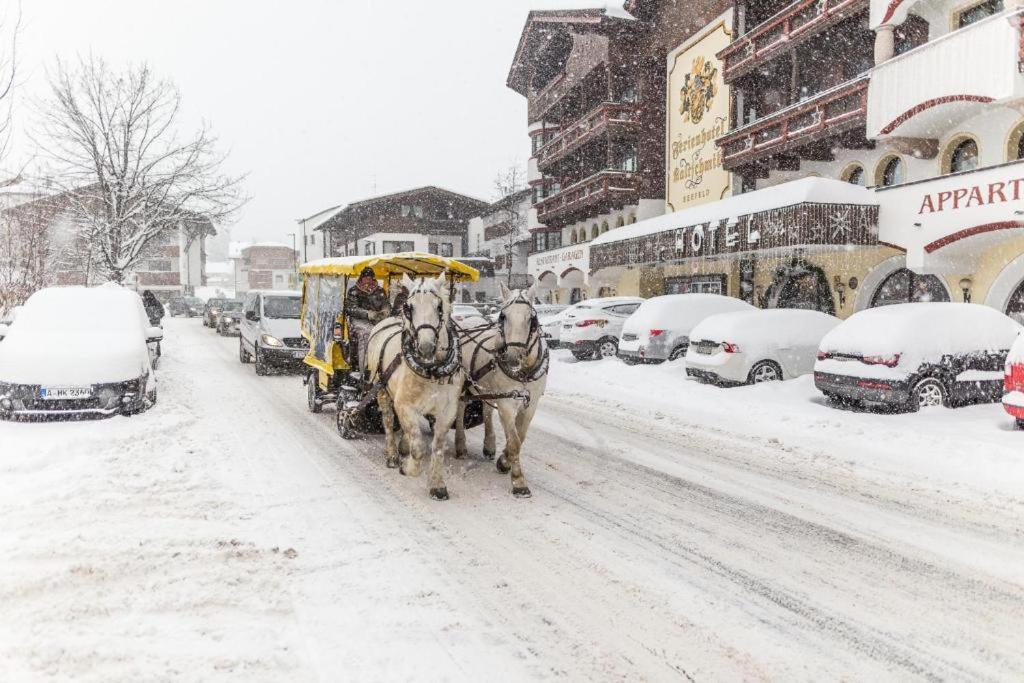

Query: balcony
[719,0,868,82]
[867,9,1024,139]
[717,76,869,170]
[534,102,641,172]
[535,170,639,226]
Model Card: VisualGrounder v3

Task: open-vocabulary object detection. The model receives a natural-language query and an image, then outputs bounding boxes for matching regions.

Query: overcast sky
[9,0,559,245]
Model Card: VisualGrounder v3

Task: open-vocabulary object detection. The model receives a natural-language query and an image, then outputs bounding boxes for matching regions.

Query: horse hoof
[495,457,511,474]
[454,450,466,460]
[512,486,532,498]
[429,487,449,501]
[482,446,496,458]
[386,457,399,469]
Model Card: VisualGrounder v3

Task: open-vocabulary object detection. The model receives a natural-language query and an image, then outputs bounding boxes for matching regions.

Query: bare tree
[492,166,529,286]
[0,190,57,313]
[34,56,246,283]
[0,1,21,166]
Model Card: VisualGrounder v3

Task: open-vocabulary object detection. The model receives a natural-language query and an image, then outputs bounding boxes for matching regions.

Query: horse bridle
[496,292,540,355]
[400,285,460,381]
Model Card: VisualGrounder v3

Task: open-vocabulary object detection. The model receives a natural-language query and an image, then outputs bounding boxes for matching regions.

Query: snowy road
[3,317,1024,681]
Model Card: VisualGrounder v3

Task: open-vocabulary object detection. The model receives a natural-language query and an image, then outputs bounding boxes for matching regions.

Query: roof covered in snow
[592,177,878,247]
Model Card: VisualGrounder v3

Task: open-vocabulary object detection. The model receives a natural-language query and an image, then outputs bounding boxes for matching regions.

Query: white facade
[297,205,340,264]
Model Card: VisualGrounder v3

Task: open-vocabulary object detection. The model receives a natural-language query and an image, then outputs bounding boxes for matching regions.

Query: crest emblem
[679,56,718,125]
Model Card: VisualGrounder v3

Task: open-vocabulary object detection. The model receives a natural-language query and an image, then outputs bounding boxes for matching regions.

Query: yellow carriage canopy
[299,252,480,281]
[299,252,480,376]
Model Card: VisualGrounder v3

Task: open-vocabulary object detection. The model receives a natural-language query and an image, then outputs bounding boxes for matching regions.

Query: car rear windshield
[264,296,301,319]
[223,300,243,311]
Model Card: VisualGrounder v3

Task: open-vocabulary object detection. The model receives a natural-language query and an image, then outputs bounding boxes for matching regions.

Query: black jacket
[346,284,388,322]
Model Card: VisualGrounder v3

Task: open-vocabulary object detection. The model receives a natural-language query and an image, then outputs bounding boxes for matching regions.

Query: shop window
[870,268,950,307]
[1007,120,1024,161]
[1006,279,1024,324]
[842,164,865,186]
[665,275,726,295]
[956,0,1003,29]
[877,155,905,187]
[945,136,980,174]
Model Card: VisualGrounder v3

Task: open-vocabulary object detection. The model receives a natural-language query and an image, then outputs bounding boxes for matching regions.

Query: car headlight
[261,334,284,347]
[223,316,234,323]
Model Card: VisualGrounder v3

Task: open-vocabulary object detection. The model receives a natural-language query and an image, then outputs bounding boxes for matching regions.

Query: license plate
[293,350,306,359]
[41,386,92,400]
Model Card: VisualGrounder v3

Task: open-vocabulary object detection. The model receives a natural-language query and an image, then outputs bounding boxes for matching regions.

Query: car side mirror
[146,326,164,342]
[245,311,259,322]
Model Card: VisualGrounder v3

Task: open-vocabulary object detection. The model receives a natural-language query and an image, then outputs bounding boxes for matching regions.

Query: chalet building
[466,189,532,302]
[510,1,735,303]
[296,204,339,263]
[1,186,212,302]
[869,0,1024,320]
[316,187,488,266]
[234,243,299,294]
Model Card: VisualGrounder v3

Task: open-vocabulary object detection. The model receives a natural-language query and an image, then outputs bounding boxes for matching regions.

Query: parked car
[541,297,640,351]
[814,303,1022,411]
[239,290,307,375]
[168,296,203,317]
[1003,334,1024,428]
[215,300,245,336]
[452,304,484,324]
[0,286,161,419]
[560,297,645,360]
[203,297,238,327]
[686,309,840,384]
[619,294,753,364]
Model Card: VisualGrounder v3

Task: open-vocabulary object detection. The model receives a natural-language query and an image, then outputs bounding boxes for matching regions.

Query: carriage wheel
[337,409,358,439]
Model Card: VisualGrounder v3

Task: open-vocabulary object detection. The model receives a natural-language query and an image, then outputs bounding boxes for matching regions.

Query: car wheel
[597,338,617,359]
[239,337,251,363]
[749,360,782,384]
[307,372,323,413]
[668,346,687,361]
[621,357,638,366]
[254,345,269,376]
[1017,419,1024,430]
[570,349,591,361]
[911,377,947,411]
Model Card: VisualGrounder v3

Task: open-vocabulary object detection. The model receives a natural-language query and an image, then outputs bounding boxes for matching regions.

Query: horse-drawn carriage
[299,251,548,500]
[298,252,484,438]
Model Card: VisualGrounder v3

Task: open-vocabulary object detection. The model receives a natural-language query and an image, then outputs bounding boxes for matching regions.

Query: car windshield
[222,300,243,312]
[264,296,301,319]
[184,297,202,305]
[208,299,228,307]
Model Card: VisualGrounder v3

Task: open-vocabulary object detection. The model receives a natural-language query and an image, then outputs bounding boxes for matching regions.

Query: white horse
[455,283,548,498]
[366,274,464,501]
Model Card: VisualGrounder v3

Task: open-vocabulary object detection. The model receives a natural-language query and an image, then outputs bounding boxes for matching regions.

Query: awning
[589,177,879,271]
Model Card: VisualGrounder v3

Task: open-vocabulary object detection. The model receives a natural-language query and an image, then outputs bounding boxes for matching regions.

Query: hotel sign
[529,244,589,283]
[666,10,733,212]
[879,161,1024,270]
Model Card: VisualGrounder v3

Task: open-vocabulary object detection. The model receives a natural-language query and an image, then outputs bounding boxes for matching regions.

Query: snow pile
[691,309,840,346]
[622,294,753,338]
[818,303,1023,360]
[0,286,152,385]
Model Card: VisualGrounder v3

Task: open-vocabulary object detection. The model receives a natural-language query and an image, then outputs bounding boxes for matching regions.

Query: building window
[615,216,624,229]
[428,242,439,254]
[1006,278,1024,324]
[548,231,562,250]
[841,163,865,186]
[870,268,950,307]
[439,243,453,257]
[600,221,610,235]
[956,0,1003,28]
[612,142,638,173]
[877,155,905,187]
[590,224,600,240]
[382,240,415,253]
[363,241,376,255]
[578,227,587,243]
[143,259,172,271]
[400,205,424,218]
[1007,119,1024,161]
[945,136,980,174]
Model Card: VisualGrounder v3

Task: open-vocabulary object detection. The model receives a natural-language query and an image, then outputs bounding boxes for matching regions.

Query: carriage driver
[345,267,389,376]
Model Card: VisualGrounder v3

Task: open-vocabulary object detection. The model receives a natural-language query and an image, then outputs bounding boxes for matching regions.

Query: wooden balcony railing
[717,76,868,170]
[535,170,639,225]
[718,0,868,82]
[535,102,641,171]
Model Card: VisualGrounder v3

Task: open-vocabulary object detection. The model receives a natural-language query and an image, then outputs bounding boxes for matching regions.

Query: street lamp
[286,232,298,288]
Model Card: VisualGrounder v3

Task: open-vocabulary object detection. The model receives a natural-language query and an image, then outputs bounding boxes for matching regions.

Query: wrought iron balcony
[718,0,868,82]
[535,102,641,172]
[535,170,639,226]
[717,76,868,170]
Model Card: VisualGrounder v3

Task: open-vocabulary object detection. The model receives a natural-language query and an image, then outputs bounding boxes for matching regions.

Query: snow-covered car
[0,286,161,419]
[451,304,483,324]
[560,297,644,360]
[619,294,753,364]
[814,303,1022,411]
[542,297,641,350]
[1003,334,1024,428]
[686,309,840,385]
[215,300,244,336]
[203,297,238,328]
[239,290,308,375]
